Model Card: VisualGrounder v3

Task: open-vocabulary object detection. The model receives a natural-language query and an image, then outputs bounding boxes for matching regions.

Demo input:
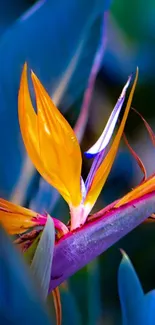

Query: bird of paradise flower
[0,64,155,292]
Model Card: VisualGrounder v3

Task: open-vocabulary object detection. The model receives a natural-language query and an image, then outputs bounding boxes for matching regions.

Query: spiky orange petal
[0,198,42,234]
[18,63,82,206]
[115,175,155,207]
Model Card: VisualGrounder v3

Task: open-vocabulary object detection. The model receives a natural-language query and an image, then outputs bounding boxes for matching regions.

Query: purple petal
[85,150,104,193]
[85,75,131,158]
[50,191,155,291]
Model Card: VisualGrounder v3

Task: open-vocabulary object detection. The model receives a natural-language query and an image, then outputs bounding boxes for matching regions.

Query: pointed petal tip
[130,66,138,78]
[31,70,41,90]
[21,62,28,79]
[23,62,28,70]
[135,67,139,81]
[31,69,38,80]
[19,63,27,87]
[127,67,138,86]
[120,249,129,262]
[30,69,34,76]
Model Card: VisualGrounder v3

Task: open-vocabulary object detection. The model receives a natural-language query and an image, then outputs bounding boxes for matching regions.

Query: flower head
[1,63,155,237]
[17,64,138,230]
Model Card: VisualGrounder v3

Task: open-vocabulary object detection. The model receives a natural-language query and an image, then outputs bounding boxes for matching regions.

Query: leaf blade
[0,225,52,324]
[31,215,55,300]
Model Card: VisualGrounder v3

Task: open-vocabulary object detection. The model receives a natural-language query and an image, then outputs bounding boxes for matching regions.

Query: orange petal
[18,63,45,178]
[18,63,82,206]
[84,68,138,211]
[115,175,155,207]
[0,198,42,234]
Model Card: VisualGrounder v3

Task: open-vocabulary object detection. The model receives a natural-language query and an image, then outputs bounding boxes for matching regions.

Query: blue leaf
[143,290,155,325]
[118,251,145,325]
[0,0,112,199]
[0,225,52,324]
[31,215,55,300]
[118,253,155,325]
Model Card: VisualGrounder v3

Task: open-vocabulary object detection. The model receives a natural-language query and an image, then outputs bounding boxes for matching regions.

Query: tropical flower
[0,64,155,290]
[0,64,136,230]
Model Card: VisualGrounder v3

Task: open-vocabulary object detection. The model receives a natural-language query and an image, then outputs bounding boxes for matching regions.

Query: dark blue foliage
[0,225,52,325]
[0,0,112,199]
[118,252,155,325]
[0,1,32,36]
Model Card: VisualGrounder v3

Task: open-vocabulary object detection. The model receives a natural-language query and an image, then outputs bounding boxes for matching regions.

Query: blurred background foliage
[0,0,155,324]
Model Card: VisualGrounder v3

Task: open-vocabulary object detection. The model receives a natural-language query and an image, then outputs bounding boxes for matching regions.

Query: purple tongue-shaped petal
[85,75,131,158]
[84,75,132,194]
